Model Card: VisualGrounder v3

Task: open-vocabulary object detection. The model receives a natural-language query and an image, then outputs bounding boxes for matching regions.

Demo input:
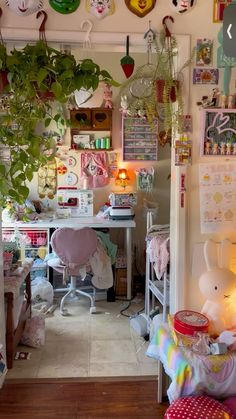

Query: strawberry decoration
[120,36,135,79]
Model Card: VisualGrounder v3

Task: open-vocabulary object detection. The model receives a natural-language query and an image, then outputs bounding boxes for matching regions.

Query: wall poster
[199,162,236,233]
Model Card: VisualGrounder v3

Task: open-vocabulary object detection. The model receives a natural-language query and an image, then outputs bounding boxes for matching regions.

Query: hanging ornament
[5,0,43,16]
[86,0,115,19]
[49,0,80,14]
[124,0,156,18]
[120,36,135,78]
[170,0,196,14]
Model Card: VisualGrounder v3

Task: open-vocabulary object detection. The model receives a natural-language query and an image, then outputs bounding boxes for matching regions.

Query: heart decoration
[124,0,156,18]
[5,0,43,16]
[49,0,80,14]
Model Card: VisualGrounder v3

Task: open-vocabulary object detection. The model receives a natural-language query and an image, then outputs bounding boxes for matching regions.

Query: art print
[193,68,219,85]
[213,0,232,23]
[196,39,213,66]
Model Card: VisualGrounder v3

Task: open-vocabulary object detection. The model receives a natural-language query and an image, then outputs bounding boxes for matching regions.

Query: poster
[199,162,236,233]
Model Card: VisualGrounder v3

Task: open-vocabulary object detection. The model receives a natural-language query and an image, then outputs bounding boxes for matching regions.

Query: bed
[146,321,236,403]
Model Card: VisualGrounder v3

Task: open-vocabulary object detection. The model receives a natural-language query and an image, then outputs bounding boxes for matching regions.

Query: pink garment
[81,151,109,188]
[148,234,170,279]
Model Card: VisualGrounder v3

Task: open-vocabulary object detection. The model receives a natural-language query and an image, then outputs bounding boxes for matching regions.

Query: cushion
[20,315,45,348]
[223,397,236,415]
[50,227,97,267]
[164,395,235,419]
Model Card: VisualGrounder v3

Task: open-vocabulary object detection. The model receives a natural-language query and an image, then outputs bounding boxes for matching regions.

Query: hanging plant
[0,12,118,206]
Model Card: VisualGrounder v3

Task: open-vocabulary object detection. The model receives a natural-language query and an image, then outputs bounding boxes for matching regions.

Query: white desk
[2,217,136,300]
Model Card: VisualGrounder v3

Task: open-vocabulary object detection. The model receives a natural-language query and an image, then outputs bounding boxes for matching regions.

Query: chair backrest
[50,227,98,267]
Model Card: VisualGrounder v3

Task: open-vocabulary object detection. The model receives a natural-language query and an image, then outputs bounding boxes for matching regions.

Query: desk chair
[48,227,98,315]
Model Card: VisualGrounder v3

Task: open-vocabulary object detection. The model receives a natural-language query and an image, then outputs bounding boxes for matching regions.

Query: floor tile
[89,362,140,377]
[90,339,137,364]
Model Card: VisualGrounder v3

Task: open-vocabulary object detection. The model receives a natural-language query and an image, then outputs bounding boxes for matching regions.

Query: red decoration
[120,36,135,78]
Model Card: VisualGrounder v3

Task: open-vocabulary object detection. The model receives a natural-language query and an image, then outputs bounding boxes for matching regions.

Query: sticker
[57,163,68,175]
[65,171,78,186]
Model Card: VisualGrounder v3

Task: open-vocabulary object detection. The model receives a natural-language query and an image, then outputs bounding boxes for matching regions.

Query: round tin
[174,310,209,336]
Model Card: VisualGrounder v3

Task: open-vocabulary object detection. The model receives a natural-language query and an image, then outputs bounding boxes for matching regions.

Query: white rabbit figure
[199,239,236,336]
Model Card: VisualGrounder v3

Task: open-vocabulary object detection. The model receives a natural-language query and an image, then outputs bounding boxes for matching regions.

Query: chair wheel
[61,308,69,316]
[90,306,96,314]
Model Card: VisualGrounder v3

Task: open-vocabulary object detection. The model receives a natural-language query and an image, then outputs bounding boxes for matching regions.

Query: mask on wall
[5,0,43,16]
[49,0,81,14]
[125,0,156,17]
[86,0,115,19]
[170,0,196,14]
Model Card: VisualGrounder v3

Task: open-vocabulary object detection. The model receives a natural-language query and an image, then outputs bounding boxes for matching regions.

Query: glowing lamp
[115,168,129,190]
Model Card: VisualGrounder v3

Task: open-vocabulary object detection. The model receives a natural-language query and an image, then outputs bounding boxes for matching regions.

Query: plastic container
[174,310,209,336]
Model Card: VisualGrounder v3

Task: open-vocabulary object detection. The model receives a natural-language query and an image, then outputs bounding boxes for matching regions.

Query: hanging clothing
[147,234,170,279]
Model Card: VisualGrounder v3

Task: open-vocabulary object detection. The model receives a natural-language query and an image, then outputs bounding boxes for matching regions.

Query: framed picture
[201,108,236,156]
[213,0,232,23]
[196,39,213,66]
[193,68,219,84]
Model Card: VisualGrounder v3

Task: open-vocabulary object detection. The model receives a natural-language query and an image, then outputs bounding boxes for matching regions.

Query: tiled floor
[6,295,159,379]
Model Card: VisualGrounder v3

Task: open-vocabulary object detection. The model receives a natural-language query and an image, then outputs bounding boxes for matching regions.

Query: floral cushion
[164,395,235,419]
[20,315,45,348]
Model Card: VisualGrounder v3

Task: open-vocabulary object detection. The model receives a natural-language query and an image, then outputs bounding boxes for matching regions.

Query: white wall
[0,1,231,313]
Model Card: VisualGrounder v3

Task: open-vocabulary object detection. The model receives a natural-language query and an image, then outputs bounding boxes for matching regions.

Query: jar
[95,138,101,149]
[105,137,110,149]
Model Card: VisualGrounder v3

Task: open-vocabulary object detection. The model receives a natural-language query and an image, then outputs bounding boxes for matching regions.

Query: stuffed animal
[199,239,236,336]
[103,83,113,109]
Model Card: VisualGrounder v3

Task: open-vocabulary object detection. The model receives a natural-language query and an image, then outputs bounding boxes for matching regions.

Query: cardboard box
[115,268,127,296]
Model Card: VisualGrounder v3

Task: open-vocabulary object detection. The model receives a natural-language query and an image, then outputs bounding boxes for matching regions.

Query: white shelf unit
[145,222,170,330]
[2,227,50,281]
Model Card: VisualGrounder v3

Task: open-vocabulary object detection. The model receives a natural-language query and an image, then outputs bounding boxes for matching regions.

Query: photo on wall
[196,39,213,66]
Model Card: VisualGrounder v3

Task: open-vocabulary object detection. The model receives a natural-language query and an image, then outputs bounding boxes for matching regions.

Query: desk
[2,217,136,300]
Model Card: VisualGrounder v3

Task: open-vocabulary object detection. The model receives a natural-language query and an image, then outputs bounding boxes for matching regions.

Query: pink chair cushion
[50,227,98,268]
[223,397,236,415]
[164,395,235,419]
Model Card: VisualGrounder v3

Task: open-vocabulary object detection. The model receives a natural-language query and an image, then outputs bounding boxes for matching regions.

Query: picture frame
[213,0,232,23]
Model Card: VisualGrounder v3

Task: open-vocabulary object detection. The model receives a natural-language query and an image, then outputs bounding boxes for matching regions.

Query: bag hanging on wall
[81,151,109,188]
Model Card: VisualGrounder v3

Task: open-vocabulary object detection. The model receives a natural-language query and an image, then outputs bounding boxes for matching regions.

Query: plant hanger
[36,10,48,44]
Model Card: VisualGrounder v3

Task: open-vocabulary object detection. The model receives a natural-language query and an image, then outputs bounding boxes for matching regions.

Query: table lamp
[115,168,129,190]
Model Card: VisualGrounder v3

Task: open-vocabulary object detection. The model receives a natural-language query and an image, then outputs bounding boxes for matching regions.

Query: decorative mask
[125,0,156,17]
[170,0,196,14]
[49,0,80,14]
[86,0,115,19]
[5,0,43,16]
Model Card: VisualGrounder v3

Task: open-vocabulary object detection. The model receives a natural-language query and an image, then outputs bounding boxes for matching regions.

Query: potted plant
[0,41,117,206]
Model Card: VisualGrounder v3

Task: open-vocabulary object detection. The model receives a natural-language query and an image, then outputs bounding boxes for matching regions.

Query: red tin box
[174,310,209,336]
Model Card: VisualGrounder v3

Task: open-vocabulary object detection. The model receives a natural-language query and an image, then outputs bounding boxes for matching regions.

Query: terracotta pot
[155,79,179,103]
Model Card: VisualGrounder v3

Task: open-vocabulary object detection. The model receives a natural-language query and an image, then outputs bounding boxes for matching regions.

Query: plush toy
[5,0,43,16]
[103,83,113,109]
[199,239,236,336]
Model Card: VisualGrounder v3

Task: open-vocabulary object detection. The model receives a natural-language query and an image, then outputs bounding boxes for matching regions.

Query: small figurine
[212,143,218,155]
[120,95,129,115]
[211,88,220,107]
[103,83,113,109]
[220,142,226,155]
[205,140,211,155]
[226,142,232,155]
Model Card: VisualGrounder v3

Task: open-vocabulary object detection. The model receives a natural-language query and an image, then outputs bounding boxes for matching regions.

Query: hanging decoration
[125,0,156,17]
[49,0,80,14]
[120,36,135,78]
[170,0,196,14]
[38,159,57,199]
[5,0,43,16]
[217,26,236,96]
[136,168,154,192]
[86,0,115,19]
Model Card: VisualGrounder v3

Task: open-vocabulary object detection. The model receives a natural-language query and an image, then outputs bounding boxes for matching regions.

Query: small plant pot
[155,79,179,103]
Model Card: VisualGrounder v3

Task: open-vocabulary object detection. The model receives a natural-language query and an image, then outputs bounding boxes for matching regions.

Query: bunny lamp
[199,239,236,336]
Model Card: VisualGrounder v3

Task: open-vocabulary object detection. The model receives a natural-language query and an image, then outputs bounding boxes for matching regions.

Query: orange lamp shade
[116,168,129,189]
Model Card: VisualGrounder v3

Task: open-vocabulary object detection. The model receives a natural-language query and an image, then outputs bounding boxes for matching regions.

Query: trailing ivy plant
[0,40,118,206]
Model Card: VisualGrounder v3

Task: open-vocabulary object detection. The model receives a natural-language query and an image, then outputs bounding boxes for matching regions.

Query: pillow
[164,395,235,419]
[20,315,45,348]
